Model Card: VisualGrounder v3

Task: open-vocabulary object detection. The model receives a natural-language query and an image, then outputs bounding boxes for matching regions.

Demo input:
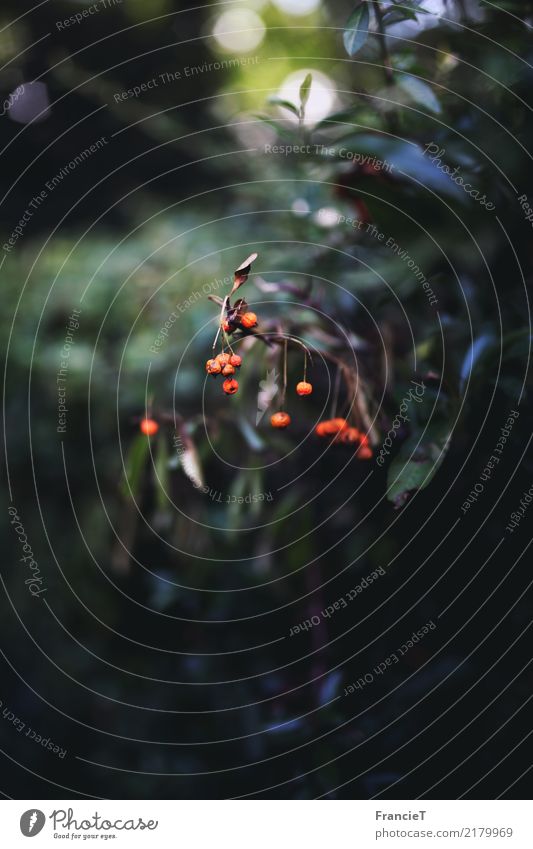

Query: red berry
[296,381,313,396]
[229,354,242,367]
[221,320,233,333]
[216,353,231,365]
[241,312,257,329]
[206,358,222,375]
[222,363,235,376]
[222,378,239,395]
[358,445,373,459]
[271,411,291,428]
[140,418,159,436]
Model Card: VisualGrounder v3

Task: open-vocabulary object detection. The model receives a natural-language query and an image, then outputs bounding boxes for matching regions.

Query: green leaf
[336,132,466,200]
[120,433,149,500]
[343,3,371,57]
[267,97,300,118]
[403,0,430,11]
[460,333,495,390]
[154,433,170,511]
[397,75,442,114]
[383,1,429,24]
[386,428,451,508]
[254,114,299,140]
[313,107,360,131]
[299,73,313,109]
[383,6,418,23]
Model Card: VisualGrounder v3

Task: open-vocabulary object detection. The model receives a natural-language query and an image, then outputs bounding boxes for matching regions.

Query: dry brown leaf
[230,252,258,296]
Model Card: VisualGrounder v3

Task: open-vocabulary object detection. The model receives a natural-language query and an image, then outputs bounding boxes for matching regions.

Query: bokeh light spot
[212,9,266,53]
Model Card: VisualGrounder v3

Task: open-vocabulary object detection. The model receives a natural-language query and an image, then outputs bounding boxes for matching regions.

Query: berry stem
[212,295,230,351]
[281,338,288,408]
[330,365,341,419]
[222,326,234,355]
[146,393,154,419]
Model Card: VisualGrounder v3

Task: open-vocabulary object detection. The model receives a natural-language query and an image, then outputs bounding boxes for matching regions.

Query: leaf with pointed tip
[383,7,418,23]
[299,73,313,109]
[386,428,451,508]
[343,3,371,57]
[268,97,300,117]
[230,252,258,296]
[460,333,495,392]
[253,114,299,140]
[397,75,441,114]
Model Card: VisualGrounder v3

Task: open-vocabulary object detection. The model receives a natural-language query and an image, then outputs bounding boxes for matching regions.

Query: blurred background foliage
[2,0,533,798]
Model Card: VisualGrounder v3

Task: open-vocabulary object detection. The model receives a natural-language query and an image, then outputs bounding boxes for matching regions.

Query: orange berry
[222,363,235,376]
[216,353,231,365]
[296,381,313,396]
[229,354,242,367]
[222,378,239,395]
[340,427,361,444]
[241,312,257,329]
[358,445,373,459]
[315,422,328,437]
[322,418,348,435]
[271,411,291,428]
[206,358,222,375]
[140,418,159,436]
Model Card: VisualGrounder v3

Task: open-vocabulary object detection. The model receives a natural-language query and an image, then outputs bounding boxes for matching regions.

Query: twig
[371,0,395,87]
[330,365,341,419]
[281,338,288,407]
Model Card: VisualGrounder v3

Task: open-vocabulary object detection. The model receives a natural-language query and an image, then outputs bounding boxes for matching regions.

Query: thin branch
[371,0,395,86]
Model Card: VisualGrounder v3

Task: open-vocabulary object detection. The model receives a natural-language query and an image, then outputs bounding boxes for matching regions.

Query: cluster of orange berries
[315,418,372,459]
[206,351,243,394]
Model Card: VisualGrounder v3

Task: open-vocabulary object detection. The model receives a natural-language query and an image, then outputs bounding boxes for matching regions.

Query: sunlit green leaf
[268,97,300,117]
[254,114,299,140]
[299,73,313,109]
